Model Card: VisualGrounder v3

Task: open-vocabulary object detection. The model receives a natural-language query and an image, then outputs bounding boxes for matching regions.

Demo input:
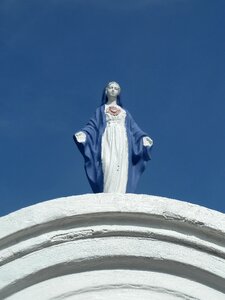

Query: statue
[74,81,153,193]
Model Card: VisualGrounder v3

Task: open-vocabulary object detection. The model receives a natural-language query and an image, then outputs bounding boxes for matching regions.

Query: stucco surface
[0,193,225,299]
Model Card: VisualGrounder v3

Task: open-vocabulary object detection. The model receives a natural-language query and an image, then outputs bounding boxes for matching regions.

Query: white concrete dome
[0,194,225,300]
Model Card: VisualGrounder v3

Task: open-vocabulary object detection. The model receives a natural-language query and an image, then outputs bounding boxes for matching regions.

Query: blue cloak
[74,105,152,193]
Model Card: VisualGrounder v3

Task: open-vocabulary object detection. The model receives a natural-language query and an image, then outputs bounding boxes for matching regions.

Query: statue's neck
[106,96,117,106]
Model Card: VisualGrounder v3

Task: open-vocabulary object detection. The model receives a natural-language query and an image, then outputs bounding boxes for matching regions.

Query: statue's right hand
[75,131,86,143]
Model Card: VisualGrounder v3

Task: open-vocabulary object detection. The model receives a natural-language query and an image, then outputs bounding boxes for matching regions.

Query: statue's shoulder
[87,105,105,127]
[124,108,133,120]
[94,105,104,114]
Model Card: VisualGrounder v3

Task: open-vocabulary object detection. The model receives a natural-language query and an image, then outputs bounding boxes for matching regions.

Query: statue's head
[102,81,123,107]
[105,81,121,98]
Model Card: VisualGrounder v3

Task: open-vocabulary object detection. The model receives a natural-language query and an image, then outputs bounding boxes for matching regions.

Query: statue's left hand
[143,136,153,147]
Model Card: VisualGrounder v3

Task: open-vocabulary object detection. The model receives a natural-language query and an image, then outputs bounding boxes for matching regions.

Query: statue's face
[106,82,121,98]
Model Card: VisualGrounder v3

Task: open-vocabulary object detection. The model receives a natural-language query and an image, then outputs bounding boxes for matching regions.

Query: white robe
[101,105,128,193]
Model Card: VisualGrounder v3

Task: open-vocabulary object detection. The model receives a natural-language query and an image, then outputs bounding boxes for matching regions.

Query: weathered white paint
[0,194,225,300]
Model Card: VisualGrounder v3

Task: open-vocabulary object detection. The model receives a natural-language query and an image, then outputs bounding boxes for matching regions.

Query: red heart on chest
[107,106,121,116]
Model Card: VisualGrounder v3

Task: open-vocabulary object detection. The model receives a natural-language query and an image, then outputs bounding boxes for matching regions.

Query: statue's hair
[101,81,123,107]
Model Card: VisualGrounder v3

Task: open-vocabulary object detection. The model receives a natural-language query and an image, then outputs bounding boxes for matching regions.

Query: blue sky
[0,0,225,216]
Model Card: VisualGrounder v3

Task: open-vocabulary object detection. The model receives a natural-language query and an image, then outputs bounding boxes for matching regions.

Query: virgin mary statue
[74,81,153,193]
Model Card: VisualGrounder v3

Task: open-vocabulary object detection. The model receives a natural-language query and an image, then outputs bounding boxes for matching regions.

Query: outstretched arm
[127,111,153,147]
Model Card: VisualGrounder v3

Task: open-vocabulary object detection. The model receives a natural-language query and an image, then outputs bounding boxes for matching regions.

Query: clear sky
[1,0,225,216]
